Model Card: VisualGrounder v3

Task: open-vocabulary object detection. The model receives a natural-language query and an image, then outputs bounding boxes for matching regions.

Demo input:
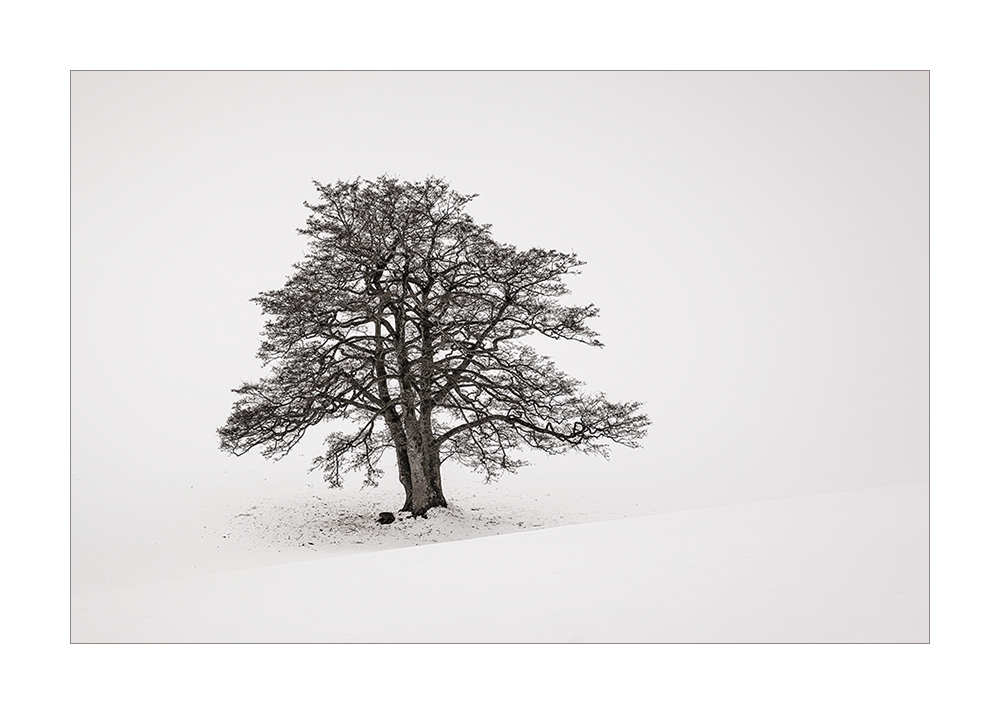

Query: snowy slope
[72,482,927,643]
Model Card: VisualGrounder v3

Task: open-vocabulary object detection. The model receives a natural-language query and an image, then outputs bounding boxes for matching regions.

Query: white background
[3,0,995,711]
[71,70,927,524]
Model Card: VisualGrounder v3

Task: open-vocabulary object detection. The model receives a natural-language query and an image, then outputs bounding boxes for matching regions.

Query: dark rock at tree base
[377,512,396,525]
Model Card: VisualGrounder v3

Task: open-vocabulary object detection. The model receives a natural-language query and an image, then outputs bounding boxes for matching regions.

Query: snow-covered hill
[72,482,927,643]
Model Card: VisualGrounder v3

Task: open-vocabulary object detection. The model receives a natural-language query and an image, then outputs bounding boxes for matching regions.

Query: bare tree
[219,177,649,517]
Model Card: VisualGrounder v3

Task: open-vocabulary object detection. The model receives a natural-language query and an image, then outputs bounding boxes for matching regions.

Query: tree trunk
[401,415,446,517]
[404,423,430,517]
[426,444,446,508]
[383,410,413,512]
[395,442,413,512]
[393,424,447,515]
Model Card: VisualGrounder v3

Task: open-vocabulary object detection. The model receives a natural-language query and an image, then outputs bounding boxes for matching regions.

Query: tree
[218,177,650,517]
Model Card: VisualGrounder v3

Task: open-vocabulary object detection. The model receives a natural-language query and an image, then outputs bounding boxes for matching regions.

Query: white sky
[72,71,928,518]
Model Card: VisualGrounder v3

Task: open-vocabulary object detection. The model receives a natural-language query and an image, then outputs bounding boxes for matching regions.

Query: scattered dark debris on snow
[214,486,580,557]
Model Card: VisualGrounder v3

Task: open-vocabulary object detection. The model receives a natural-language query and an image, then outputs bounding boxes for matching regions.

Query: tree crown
[219,176,649,491]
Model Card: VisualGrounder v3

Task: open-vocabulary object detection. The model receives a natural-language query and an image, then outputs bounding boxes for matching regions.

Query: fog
[71,71,928,589]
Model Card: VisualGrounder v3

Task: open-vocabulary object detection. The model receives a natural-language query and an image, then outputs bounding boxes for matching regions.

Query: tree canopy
[218,177,649,516]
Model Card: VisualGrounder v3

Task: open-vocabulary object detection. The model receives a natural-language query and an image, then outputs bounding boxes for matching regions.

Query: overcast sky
[71,71,928,525]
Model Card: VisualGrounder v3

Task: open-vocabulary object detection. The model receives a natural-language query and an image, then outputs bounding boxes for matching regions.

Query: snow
[72,482,927,643]
[70,472,596,594]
